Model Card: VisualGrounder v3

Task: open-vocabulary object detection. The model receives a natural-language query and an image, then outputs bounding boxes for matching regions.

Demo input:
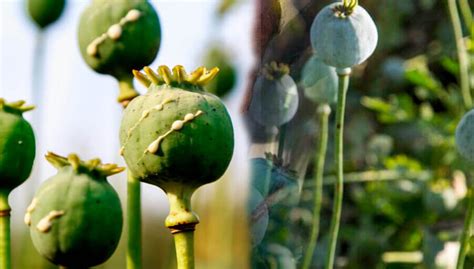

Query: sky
[0,0,254,228]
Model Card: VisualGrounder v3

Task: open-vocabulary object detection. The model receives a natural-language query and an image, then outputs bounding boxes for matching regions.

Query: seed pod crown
[0,99,35,115]
[133,65,220,90]
[45,152,124,177]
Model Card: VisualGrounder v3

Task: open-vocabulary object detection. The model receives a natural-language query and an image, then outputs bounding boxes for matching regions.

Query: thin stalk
[325,69,350,269]
[118,76,140,107]
[301,104,331,269]
[456,188,474,269]
[30,31,45,199]
[0,191,10,269]
[165,187,199,269]
[458,0,473,37]
[32,31,45,125]
[126,171,142,269]
[173,231,195,269]
[448,0,472,109]
[277,124,287,160]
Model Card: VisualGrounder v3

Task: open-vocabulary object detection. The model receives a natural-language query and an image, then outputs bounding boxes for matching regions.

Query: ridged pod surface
[310,2,378,68]
[0,99,35,192]
[301,55,338,104]
[78,0,161,81]
[27,153,123,267]
[120,65,234,190]
[27,0,66,29]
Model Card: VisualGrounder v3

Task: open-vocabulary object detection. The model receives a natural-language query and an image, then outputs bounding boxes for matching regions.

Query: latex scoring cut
[87,9,142,57]
[120,98,175,156]
[145,110,204,155]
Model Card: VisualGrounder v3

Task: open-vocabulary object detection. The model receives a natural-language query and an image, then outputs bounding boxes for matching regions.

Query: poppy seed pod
[120,65,234,191]
[203,47,237,97]
[301,55,338,104]
[27,153,124,267]
[27,0,66,29]
[310,1,378,68]
[248,62,299,127]
[0,99,35,192]
[78,0,161,102]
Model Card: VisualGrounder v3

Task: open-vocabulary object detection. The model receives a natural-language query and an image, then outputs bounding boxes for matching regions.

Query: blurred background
[1,0,474,268]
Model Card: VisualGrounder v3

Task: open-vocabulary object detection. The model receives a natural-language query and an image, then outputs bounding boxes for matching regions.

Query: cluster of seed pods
[16,0,470,268]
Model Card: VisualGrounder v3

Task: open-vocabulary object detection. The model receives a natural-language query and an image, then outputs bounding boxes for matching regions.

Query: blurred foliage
[296,0,474,268]
[248,0,474,268]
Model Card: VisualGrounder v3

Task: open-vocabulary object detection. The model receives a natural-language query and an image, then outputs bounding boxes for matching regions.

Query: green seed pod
[301,55,338,104]
[310,1,378,68]
[248,62,299,127]
[27,0,66,29]
[203,47,237,97]
[78,0,161,102]
[0,99,35,192]
[456,109,474,162]
[26,152,124,267]
[120,65,234,191]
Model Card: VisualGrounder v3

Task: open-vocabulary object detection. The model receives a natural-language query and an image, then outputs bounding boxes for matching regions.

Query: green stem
[448,0,472,109]
[277,124,287,160]
[118,76,140,106]
[456,187,474,269]
[301,104,331,269]
[458,0,473,37]
[173,231,195,269]
[0,191,10,269]
[165,185,199,269]
[127,172,142,269]
[32,31,44,125]
[325,69,350,269]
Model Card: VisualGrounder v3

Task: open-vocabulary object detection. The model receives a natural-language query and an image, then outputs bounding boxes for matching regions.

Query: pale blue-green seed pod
[456,109,474,162]
[301,55,338,104]
[310,2,378,68]
[248,62,299,127]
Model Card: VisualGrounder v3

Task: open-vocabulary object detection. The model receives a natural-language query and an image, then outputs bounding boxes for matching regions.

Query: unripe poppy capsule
[310,1,378,68]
